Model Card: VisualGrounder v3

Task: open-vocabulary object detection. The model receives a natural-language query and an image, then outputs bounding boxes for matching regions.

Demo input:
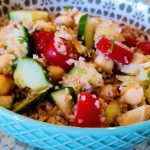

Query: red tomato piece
[74,92,101,127]
[123,38,138,47]
[32,30,54,55]
[44,37,73,70]
[96,37,133,64]
[137,41,150,55]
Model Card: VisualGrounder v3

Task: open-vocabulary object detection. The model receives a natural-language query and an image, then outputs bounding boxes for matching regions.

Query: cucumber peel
[13,93,47,113]
[78,14,94,49]
[51,87,76,115]
[9,10,49,22]
[13,58,52,92]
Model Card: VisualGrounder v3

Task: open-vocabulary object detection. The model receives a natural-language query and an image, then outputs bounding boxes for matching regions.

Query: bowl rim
[0,0,150,133]
[1,106,150,132]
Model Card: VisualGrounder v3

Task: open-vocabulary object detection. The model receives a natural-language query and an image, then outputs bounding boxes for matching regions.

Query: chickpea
[96,84,119,101]
[120,87,144,105]
[0,75,13,95]
[47,65,65,81]
[55,16,73,27]
[94,52,114,73]
[0,54,15,73]
[120,83,144,105]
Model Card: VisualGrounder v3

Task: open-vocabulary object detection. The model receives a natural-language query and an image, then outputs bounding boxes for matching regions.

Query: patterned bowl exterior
[0,107,150,150]
[0,0,150,149]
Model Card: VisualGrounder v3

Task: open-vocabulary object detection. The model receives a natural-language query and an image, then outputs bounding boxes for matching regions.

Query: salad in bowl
[0,7,150,128]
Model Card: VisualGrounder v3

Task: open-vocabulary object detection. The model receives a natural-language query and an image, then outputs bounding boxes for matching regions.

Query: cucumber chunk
[13,93,47,113]
[51,87,76,115]
[63,61,103,93]
[13,58,52,92]
[0,96,14,109]
[78,14,94,49]
[9,10,49,22]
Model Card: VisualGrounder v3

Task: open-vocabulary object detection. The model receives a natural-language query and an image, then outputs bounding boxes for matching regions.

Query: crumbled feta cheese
[124,56,129,64]
[92,94,97,99]
[78,119,84,124]
[55,86,59,90]
[66,59,75,65]
[33,54,39,59]
[79,56,85,62]
[81,95,86,101]
[95,100,100,109]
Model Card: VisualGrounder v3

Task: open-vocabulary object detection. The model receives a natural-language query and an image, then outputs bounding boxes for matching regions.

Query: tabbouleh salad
[0,8,150,127]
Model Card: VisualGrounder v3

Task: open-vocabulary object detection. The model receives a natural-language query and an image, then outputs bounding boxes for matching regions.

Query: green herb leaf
[3,64,12,75]
[107,40,115,53]
[64,6,73,11]
[19,36,28,44]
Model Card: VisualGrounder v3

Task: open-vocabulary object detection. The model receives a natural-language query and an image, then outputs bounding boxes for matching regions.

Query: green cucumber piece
[8,10,49,22]
[13,93,47,113]
[64,64,103,93]
[78,14,94,49]
[51,87,76,115]
[13,58,52,92]
[0,96,14,109]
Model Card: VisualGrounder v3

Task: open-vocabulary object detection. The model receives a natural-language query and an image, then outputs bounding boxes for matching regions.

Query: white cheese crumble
[95,100,100,109]
[124,56,129,64]
[81,95,86,101]
[66,59,75,65]
[92,94,97,99]
[78,119,84,124]
[33,54,39,59]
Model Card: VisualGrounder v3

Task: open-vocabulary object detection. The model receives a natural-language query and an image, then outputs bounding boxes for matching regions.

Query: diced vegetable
[0,75,13,95]
[51,87,76,115]
[44,37,74,70]
[105,100,121,124]
[137,41,150,55]
[9,10,49,22]
[0,96,13,109]
[117,105,150,126]
[96,37,133,64]
[78,14,94,49]
[13,93,47,113]
[121,64,139,75]
[32,30,54,55]
[64,61,103,93]
[6,27,30,57]
[123,37,138,47]
[33,30,75,70]
[137,68,150,81]
[74,92,101,127]
[13,58,52,92]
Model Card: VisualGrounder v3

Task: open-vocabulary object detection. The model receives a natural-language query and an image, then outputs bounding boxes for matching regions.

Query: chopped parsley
[107,40,115,53]
[64,6,73,11]
[19,36,28,44]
